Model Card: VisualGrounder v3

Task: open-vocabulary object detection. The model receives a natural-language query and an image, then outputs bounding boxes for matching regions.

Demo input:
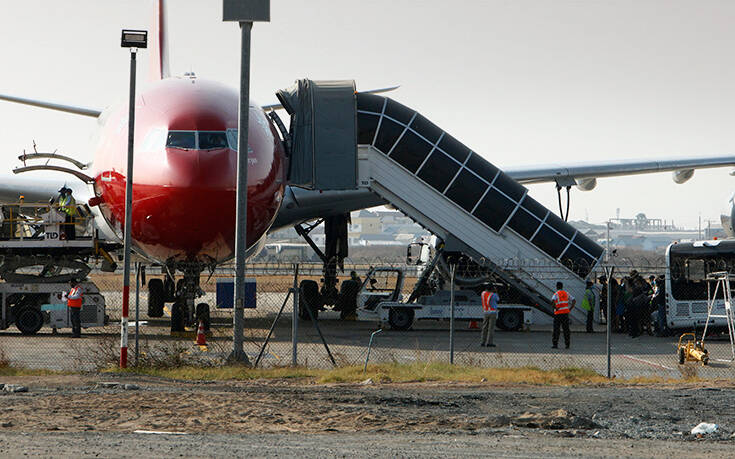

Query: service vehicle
[677,332,709,365]
[356,266,533,331]
[0,200,114,334]
[0,281,107,334]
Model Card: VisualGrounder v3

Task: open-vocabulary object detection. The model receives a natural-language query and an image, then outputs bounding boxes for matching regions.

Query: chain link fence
[0,256,733,380]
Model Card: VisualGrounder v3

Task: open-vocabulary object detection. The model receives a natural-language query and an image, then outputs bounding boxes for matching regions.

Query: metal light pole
[120,30,147,369]
[224,0,270,363]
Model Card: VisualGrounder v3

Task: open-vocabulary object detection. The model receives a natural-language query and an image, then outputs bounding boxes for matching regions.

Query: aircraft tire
[299,280,320,321]
[147,279,165,318]
[170,301,186,333]
[164,277,176,302]
[337,280,359,320]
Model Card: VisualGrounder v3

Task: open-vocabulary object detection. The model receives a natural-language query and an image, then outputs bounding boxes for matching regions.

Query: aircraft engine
[672,169,694,184]
[576,178,597,191]
[720,192,735,238]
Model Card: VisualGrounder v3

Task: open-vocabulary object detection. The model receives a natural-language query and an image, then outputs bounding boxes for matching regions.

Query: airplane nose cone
[165,148,236,188]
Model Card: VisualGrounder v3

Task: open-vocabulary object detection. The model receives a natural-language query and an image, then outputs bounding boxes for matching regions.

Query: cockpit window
[198,131,228,150]
[226,129,238,151]
[166,131,196,149]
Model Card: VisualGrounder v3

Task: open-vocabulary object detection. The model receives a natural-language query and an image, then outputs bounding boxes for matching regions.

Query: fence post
[292,263,299,367]
[449,263,456,364]
[134,262,140,366]
[605,265,615,378]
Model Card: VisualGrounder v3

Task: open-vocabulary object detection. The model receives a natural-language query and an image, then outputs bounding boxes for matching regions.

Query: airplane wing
[0,93,102,118]
[504,155,735,188]
[261,85,400,111]
[0,174,89,202]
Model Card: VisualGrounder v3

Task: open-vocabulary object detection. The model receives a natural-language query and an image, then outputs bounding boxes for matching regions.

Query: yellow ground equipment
[677,333,709,365]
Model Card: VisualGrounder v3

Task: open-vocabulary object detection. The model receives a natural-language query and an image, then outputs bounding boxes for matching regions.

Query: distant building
[349,210,383,238]
[570,214,725,253]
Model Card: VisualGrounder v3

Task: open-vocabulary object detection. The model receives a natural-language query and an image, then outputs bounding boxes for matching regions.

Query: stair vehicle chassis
[356,266,532,331]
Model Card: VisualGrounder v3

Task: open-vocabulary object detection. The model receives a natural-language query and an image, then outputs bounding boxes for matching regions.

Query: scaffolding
[704,271,735,361]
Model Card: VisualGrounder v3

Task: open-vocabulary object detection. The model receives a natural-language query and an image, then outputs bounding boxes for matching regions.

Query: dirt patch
[513,409,599,430]
[0,377,732,441]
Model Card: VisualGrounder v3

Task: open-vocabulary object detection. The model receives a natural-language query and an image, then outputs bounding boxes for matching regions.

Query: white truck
[356,266,533,330]
[0,281,107,334]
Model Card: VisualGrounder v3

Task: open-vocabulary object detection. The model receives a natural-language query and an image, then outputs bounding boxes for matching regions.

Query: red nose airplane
[0,1,385,331]
[3,1,735,334]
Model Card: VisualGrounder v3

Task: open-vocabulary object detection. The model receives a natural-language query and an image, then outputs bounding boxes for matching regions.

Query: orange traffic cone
[468,320,480,330]
[195,320,207,346]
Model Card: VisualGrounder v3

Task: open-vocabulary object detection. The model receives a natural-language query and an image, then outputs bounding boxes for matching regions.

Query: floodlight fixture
[223,0,270,22]
[121,29,148,49]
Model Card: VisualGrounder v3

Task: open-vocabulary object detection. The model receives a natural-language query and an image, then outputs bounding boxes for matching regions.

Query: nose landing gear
[146,262,211,334]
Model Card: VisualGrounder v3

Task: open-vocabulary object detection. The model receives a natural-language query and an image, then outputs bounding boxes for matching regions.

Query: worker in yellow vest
[57,187,77,240]
[67,278,83,338]
[551,281,576,349]
[480,285,499,347]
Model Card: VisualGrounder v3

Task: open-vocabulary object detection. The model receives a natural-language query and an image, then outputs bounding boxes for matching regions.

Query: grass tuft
[107,362,677,386]
[0,367,63,377]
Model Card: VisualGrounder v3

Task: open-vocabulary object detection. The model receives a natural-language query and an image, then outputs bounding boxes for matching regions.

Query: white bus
[665,240,735,330]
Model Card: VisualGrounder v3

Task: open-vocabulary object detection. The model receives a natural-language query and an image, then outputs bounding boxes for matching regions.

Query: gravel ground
[0,375,732,457]
[0,431,733,458]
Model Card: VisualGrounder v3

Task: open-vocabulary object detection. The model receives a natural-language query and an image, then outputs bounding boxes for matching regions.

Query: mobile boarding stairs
[277,79,604,323]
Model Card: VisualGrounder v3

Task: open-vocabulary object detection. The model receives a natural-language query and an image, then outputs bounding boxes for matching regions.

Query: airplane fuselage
[91,77,286,265]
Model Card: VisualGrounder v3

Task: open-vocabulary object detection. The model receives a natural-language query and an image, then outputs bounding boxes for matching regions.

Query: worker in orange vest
[480,284,499,347]
[67,278,83,338]
[551,281,576,349]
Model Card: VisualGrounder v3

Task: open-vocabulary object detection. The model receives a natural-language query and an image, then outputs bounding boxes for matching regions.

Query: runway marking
[622,354,675,371]
[134,430,188,435]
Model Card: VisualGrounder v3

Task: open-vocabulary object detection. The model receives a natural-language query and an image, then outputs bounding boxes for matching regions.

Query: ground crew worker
[67,278,83,338]
[480,285,499,347]
[551,281,575,349]
[653,276,667,336]
[581,280,595,333]
[57,187,77,240]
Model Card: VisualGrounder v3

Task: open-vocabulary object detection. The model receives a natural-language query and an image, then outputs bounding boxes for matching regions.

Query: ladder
[355,93,605,322]
[704,271,735,361]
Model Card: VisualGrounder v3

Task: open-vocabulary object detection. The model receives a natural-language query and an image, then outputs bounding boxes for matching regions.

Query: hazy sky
[1,0,734,228]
